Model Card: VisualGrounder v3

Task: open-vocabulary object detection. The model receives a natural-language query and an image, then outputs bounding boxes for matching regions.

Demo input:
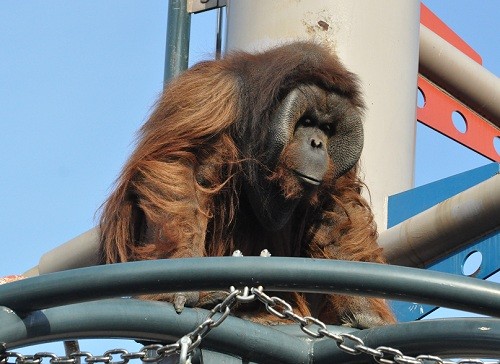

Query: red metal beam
[418,2,499,160]
[417,76,499,162]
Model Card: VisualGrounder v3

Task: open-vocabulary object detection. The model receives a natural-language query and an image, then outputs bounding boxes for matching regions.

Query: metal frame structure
[3,258,500,315]
[418,3,499,161]
[22,1,500,278]
[2,301,498,363]
[418,25,500,161]
[2,1,500,363]
[380,165,500,268]
[383,162,500,321]
[2,258,500,362]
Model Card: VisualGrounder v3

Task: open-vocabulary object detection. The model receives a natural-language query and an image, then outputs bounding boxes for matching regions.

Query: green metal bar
[312,317,500,362]
[164,0,191,84]
[215,7,223,59]
[0,258,499,317]
[1,300,499,362]
[0,300,308,363]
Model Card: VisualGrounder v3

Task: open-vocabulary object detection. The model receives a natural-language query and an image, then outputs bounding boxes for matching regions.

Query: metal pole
[164,0,191,84]
[4,257,500,317]
[26,170,500,274]
[215,7,223,59]
[27,228,100,276]
[1,300,498,361]
[379,174,500,267]
[420,25,500,126]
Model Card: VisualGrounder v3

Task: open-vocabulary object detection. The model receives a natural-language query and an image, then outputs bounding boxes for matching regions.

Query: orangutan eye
[299,116,314,126]
[321,123,335,136]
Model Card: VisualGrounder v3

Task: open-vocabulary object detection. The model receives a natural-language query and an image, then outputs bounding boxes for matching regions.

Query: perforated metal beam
[417,75,500,162]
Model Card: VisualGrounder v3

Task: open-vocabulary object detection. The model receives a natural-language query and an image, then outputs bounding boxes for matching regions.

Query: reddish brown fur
[99,42,395,326]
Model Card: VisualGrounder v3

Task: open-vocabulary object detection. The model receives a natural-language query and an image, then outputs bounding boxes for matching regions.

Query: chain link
[1,286,499,364]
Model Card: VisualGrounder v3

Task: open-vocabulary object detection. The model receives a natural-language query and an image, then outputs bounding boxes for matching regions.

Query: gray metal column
[164,0,191,84]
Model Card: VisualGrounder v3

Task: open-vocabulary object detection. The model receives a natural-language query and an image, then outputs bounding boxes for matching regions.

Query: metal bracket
[187,0,227,14]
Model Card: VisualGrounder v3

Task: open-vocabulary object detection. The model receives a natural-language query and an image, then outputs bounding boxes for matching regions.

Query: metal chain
[249,287,499,364]
[1,286,499,364]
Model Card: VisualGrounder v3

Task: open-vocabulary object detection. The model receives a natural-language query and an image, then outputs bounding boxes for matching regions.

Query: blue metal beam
[387,163,500,321]
[388,163,499,226]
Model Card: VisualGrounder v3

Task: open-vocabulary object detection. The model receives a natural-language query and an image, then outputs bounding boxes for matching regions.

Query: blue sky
[0,0,498,355]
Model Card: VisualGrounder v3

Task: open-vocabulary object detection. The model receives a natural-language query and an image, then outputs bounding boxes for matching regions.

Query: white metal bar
[379,174,500,267]
[419,24,500,126]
